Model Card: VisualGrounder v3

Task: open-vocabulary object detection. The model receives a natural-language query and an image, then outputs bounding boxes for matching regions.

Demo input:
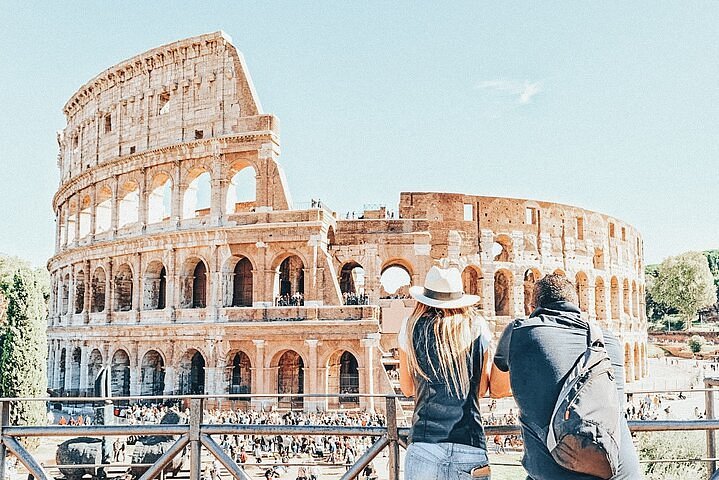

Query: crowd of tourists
[342,292,370,305]
[274,293,305,306]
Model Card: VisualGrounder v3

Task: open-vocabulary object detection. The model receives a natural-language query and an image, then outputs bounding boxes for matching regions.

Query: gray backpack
[546,322,622,479]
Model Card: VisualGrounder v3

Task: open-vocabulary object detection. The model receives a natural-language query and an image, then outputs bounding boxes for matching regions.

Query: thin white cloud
[476,79,543,104]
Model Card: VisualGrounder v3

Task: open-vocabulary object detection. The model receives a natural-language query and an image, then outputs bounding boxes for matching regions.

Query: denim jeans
[404,442,491,480]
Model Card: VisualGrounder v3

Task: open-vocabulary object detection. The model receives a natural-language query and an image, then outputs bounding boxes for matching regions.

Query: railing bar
[138,434,189,480]
[2,436,52,480]
[340,435,389,480]
[4,425,188,437]
[1,393,408,402]
[200,434,251,480]
[203,425,387,436]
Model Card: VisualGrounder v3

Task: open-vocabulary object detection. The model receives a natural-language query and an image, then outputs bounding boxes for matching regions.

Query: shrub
[688,335,705,354]
[638,431,706,480]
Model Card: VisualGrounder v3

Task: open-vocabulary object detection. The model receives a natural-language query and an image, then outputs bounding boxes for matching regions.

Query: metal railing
[2,388,719,480]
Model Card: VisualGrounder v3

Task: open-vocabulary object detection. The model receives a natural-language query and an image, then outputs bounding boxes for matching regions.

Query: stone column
[210,155,224,226]
[88,188,96,240]
[165,248,177,319]
[129,341,140,395]
[361,335,380,412]
[105,259,114,321]
[52,341,62,390]
[79,345,89,395]
[132,253,141,322]
[138,168,148,231]
[73,199,81,246]
[64,343,74,395]
[171,161,182,224]
[208,245,220,320]
[55,211,62,252]
[511,269,524,318]
[83,262,91,323]
[587,279,597,322]
[67,267,75,323]
[163,366,176,395]
[110,175,119,238]
[252,340,267,409]
[305,339,321,411]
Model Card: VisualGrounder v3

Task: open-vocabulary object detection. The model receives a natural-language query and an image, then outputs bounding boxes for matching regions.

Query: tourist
[493,274,641,479]
[399,266,508,479]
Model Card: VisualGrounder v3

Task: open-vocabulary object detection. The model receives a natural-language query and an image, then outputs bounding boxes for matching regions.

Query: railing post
[0,401,8,480]
[189,398,203,480]
[706,378,717,476]
[386,396,400,480]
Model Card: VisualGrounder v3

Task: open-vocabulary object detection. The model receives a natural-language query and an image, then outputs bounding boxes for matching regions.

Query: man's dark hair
[533,274,578,308]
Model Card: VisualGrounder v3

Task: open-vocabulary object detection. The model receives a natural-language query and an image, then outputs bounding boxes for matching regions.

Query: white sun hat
[409,266,480,309]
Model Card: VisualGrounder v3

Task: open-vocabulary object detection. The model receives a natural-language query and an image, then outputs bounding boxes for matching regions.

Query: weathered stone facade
[47,32,647,411]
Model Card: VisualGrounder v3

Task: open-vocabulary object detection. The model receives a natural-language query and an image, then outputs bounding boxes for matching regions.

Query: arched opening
[74,271,85,314]
[232,258,253,307]
[225,165,257,214]
[78,195,92,238]
[523,269,539,316]
[494,270,512,316]
[91,267,106,313]
[277,350,304,409]
[575,272,589,313]
[633,343,640,381]
[380,263,412,299]
[340,262,367,305]
[327,351,360,409]
[70,347,82,395]
[58,348,66,393]
[595,277,607,321]
[118,180,140,227]
[95,187,112,234]
[114,264,133,312]
[140,350,165,397]
[275,255,304,306]
[610,277,620,322]
[623,279,630,315]
[110,349,131,397]
[61,274,70,315]
[492,236,512,262]
[182,170,211,219]
[178,350,205,394]
[462,266,482,297]
[553,269,566,277]
[66,200,77,244]
[227,351,252,395]
[192,261,207,308]
[87,349,103,393]
[148,173,173,224]
[143,261,167,310]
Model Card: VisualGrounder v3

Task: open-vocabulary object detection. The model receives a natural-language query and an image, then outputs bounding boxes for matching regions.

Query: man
[493,274,641,479]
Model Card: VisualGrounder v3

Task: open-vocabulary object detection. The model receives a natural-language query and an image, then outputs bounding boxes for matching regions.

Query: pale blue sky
[1,2,717,267]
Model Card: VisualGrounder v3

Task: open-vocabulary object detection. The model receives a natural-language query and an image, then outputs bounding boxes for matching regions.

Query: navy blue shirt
[493,302,642,480]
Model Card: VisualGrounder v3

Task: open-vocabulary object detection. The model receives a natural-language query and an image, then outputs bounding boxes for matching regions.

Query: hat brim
[408,286,481,309]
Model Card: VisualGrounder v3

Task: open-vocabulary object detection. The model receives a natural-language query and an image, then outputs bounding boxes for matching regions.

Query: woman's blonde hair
[404,302,486,398]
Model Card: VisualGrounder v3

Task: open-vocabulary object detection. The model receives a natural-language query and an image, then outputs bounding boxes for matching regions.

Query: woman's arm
[479,349,512,398]
[398,348,415,397]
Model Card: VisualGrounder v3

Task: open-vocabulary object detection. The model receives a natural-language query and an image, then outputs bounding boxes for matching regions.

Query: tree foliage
[649,251,717,329]
[0,255,49,447]
[687,335,705,354]
[638,431,706,479]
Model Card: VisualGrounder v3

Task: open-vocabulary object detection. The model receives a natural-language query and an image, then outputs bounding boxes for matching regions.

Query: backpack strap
[587,321,605,348]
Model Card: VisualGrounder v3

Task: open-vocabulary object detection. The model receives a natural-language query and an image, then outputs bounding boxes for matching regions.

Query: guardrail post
[706,378,717,476]
[0,401,8,480]
[189,398,203,480]
[386,397,400,480]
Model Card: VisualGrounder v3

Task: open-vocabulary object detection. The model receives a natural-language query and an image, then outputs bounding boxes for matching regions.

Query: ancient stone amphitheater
[47,32,647,411]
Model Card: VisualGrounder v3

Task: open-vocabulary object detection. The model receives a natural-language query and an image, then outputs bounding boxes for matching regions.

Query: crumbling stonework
[47,32,647,412]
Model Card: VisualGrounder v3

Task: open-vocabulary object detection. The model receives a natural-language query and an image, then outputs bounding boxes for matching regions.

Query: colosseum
[47,31,648,412]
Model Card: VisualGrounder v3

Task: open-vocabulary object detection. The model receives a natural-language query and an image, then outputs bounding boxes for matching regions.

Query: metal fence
[3,386,719,480]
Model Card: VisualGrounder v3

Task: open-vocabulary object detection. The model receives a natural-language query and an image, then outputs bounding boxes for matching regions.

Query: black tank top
[408,314,487,449]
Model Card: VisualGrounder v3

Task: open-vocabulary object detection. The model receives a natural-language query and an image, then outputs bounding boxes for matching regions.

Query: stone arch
[118,180,140,227]
[380,261,413,298]
[182,168,211,219]
[78,195,92,238]
[623,279,630,315]
[140,350,165,397]
[575,272,589,313]
[327,350,360,409]
[91,267,106,313]
[610,277,620,322]
[227,351,252,395]
[273,254,305,304]
[275,350,304,409]
[147,172,173,224]
[87,349,103,392]
[111,349,131,397]
[462,266,482,297]
[523,268,540,315]
[225,161,257,214]
[180,257,209,308]
[595,277,607,322]
[494,269,512,316]
[231,257,253,307]
[95,186,112,234]
[492,235,513,262]
[114,263,133,311]
[178,349,205,394]
[74,269,85,314]
[340,261,366,303]
[70,347,82,395]
[143,260,167,310]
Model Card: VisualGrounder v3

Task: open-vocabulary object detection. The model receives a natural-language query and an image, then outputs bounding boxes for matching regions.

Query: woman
[399,266,510,480]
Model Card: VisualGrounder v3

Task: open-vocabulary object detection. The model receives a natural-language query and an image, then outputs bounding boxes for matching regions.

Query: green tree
[645,265,676,323]
[0,260,48,448]
[687,335,705,354]
[649,251,717,330]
